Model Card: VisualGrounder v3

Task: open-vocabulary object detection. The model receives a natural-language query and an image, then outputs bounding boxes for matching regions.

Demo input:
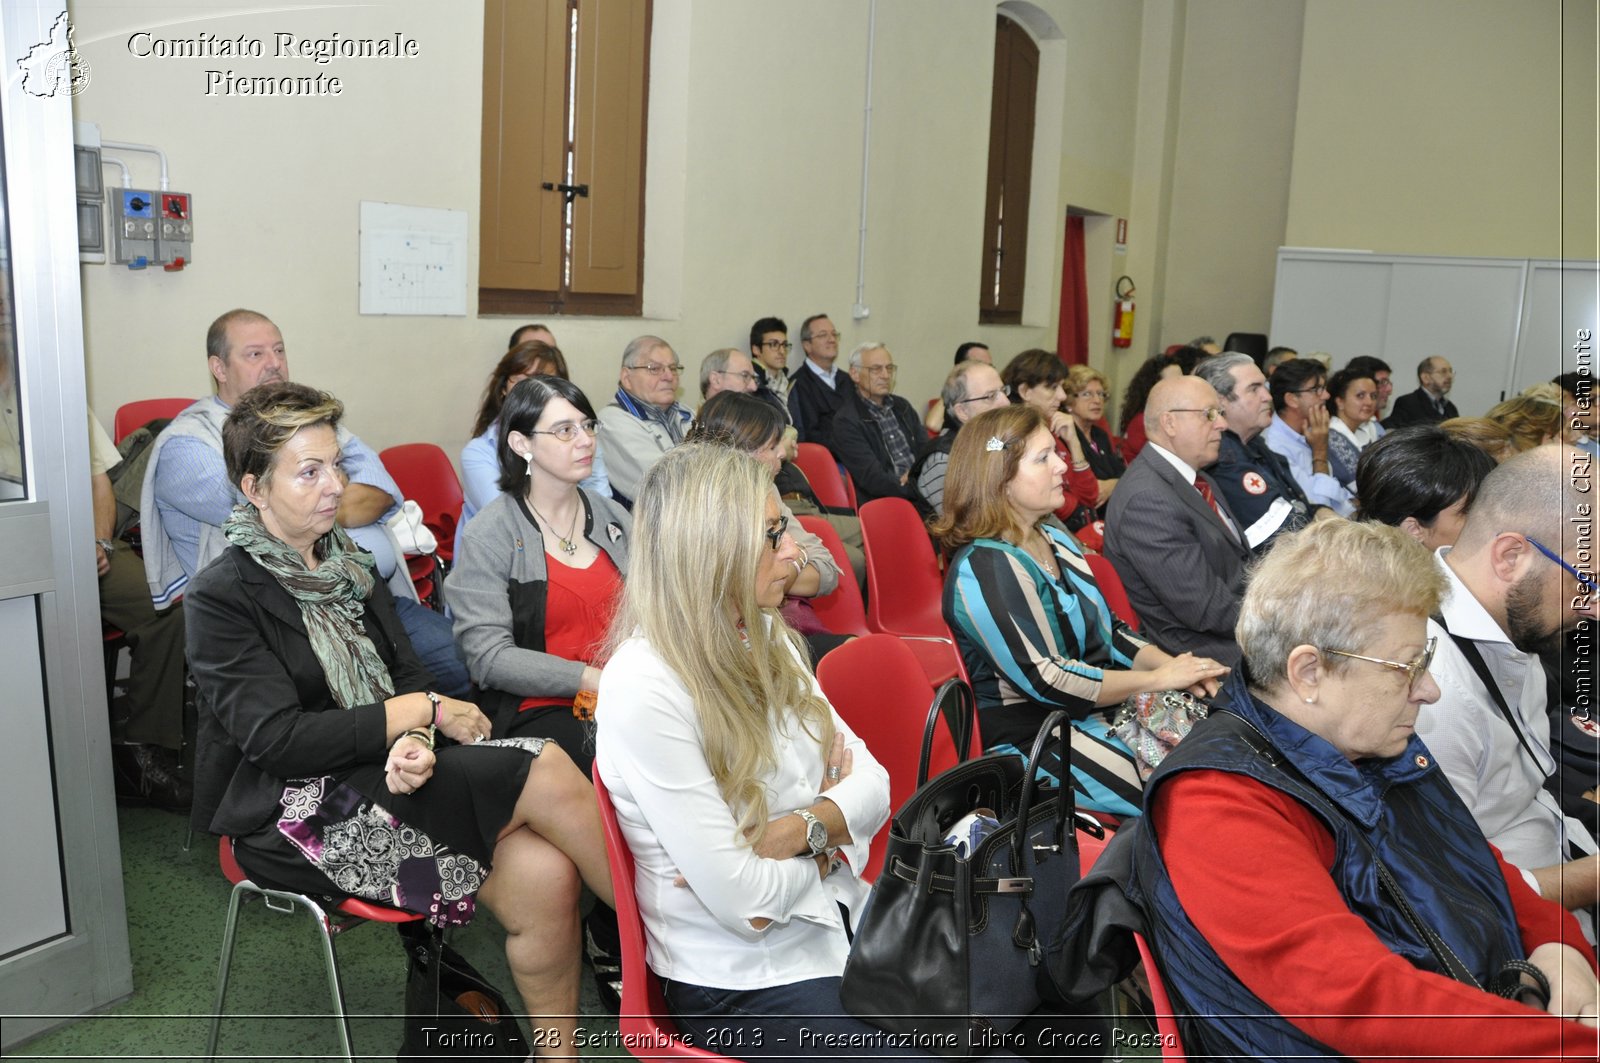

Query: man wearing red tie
[1104,376,1253,667]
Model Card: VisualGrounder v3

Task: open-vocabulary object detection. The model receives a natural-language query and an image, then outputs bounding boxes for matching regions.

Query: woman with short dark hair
[1354,425,1495,549]
[187,381,613,1051]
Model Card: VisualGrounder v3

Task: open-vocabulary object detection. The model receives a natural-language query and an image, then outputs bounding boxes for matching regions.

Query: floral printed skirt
[231,737,546,928]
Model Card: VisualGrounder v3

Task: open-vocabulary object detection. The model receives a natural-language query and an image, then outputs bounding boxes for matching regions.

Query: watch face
[807,817,828,854]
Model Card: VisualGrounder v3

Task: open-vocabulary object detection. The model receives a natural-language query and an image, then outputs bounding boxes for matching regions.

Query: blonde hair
[1064,363,1108,400]
[931,405,1050,553]
[1486,395,1562,453]
[607,443,834,844]
[1440,416,1515,462]
[1236,519,1446,691]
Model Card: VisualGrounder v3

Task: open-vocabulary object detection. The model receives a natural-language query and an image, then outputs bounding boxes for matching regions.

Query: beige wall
[69,0,1594,460]
[1287,0,1590,259]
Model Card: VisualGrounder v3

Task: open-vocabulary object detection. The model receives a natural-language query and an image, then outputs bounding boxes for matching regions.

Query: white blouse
[595,633,889,990]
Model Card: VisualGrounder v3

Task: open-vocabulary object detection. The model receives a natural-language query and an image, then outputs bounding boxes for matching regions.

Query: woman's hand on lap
[433,694,493,745]
[1151,652,1228,697]
[385,737,435,795]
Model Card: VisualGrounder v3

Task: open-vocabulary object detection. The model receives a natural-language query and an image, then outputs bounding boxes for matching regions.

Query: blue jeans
[392,596,470,697]
[663,976,1030,1060]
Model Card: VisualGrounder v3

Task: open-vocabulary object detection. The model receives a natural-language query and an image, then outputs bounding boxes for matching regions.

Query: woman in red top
[1002,348,1100,546]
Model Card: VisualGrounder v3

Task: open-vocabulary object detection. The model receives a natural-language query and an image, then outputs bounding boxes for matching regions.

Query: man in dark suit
[1104,376,1252,665]
[1194,352,1325,553]
[786,313,848,450]
[1384,355,1457,428]
[830,342,923,503]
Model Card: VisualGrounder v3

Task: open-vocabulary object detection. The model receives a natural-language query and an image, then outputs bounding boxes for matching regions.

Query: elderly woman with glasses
[1127,518,1598,1058]
[935,405,1229,818]
[185,382,615,1051]
[1064,364,1125,509]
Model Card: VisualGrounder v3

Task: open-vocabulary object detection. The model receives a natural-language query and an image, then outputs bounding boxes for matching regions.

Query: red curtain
[1057,215,1088,366]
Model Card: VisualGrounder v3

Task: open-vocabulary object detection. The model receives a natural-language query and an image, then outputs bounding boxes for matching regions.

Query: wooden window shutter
[480,0,650,316]
[980,16,1038,324]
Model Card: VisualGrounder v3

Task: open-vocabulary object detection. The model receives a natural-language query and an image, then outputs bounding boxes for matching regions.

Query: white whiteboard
[1271,250,1598,418]
[358,201,468,316]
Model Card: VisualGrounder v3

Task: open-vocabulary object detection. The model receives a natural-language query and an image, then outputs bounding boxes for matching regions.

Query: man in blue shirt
[1261,358,1354,517]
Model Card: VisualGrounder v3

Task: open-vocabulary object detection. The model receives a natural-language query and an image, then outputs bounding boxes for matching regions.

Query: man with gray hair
[1416,444,1599,937]
[786,313,848,451]
[699,348,760,402]
[597,335,692,505]
[828,342,922,504]
[1195,352,1324,553]
[910,359,1010,515]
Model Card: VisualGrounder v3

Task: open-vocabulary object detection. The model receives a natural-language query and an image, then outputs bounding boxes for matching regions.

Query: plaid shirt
[862,395,915,479]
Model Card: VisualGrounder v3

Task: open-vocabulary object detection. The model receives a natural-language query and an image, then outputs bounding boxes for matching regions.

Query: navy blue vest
[1134,674,1526,1061]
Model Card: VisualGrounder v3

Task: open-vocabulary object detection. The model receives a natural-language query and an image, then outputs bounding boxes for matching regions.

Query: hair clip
[986,436,1005,452]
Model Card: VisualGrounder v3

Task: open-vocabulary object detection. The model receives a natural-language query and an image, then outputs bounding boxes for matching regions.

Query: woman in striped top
[933,405,1229,817]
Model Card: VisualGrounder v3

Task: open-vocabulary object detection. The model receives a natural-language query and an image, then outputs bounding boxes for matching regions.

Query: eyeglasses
[764,514,790,551]
[1169,407,1223,422]
[528,419,599,443]
[760,339,793,353]
[716,369,759,384]
[956,386,1011,406]
[1526,536,1598,595]
[861,364,898,376]
[1291,384,1329,396]
[1076,391,1107,401]
[1323,636,1437,689]
[807,330,841,343]
[627,361,684,377]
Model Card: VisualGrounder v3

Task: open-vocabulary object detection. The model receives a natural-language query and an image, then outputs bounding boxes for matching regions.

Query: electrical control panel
[109,188,157,269]
[155,191,192,271]
[74,144,104,261]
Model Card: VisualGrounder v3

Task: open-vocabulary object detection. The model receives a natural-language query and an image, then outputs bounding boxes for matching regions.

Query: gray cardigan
[450,488,631,706]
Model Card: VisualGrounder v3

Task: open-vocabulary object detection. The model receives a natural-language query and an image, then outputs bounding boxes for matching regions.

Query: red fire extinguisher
[1112,276,1136,348]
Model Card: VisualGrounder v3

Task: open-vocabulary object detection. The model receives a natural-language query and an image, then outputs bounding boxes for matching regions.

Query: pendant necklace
[528,498,580,556]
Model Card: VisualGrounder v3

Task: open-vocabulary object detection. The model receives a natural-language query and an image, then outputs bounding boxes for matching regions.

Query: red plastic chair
[793,442,853,511]
[207,836,424,1063]
[856,497,965,684]
[379,443,465,565]
[1085,552,1140,631]
[114,397,192,442]
[816,634,975,881]
[795,516,869,636]
[1134,931,1189,1061]
[592,775,738,1061]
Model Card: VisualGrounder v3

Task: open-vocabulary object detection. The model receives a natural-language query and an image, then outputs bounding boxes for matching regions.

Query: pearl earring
[523,451,535,477]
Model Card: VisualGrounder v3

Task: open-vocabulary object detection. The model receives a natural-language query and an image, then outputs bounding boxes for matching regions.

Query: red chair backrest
[379,443,466,562]
[1134,931,1189,1061]
[114,397,192,443]
[592,774,731,1060]
[793,443,853,511]
[859,497,947,639]
[816,634,968,882]
[1085,552,1140,631]
[794,515,869,637]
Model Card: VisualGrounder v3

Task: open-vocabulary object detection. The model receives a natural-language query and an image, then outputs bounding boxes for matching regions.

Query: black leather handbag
[842,707,1088,1058]
[397,923,529,1060]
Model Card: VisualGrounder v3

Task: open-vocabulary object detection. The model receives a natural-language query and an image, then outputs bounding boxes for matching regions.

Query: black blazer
[1102,448,1252,665]
[1384,387,1458,429]
[787,363,849,451]
[185,545,432,836]
[830,388,923,503]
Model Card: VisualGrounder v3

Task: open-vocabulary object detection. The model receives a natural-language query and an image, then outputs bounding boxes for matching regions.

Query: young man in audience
[1104,375,1251,666]
[1414,444,1599,939]
[1194,352,1322,553]
[1262,357,1355,516]
[748,316,793,413]
[827,342,922,504]
[139,308,468,694]
[699,348,759,401]
[1385,355,1458,428]
[1345,354,1395,432]
[597,334,692,504]
[786,313,848,450]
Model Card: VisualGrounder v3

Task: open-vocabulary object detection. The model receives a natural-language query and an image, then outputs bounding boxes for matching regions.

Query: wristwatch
[792,808,828,858]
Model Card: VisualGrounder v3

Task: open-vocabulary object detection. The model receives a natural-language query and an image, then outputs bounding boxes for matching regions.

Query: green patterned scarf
[223,504,396,710]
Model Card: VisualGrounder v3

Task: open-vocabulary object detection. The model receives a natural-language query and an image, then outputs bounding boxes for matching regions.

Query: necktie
[1194,477,1222,519]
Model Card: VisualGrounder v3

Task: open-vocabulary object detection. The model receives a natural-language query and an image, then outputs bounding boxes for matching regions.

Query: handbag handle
[916,678,975,787]
[1011,710,1074,876]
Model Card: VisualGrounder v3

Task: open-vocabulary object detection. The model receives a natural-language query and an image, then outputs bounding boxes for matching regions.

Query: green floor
[10,804,619,1061]
[10,805,1157,1061]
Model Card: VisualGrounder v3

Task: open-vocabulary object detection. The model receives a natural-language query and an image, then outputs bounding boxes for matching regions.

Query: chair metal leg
[308,901,356,1063]
[206,881,250,1062]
